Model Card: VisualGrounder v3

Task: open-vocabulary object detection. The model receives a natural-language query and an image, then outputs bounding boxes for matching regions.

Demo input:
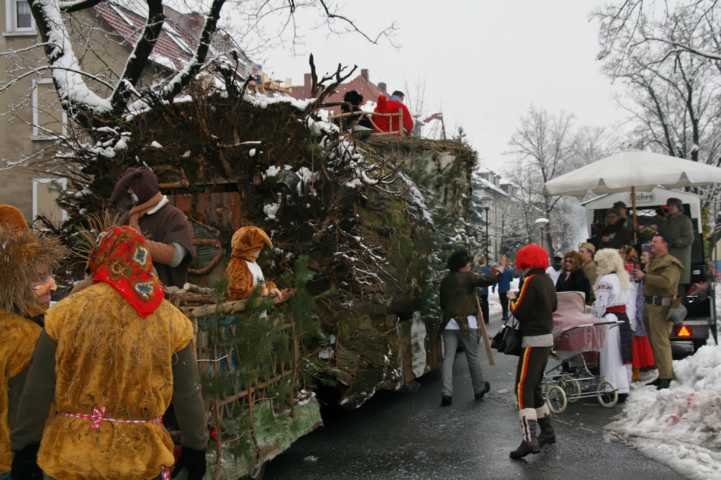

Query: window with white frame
[32,177,67,226]
[5,0,35,33]
[32,78,67,140]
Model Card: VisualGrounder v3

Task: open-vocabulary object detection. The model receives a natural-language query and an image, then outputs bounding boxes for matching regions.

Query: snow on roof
[473,170,508,197]
[93,1,244,72]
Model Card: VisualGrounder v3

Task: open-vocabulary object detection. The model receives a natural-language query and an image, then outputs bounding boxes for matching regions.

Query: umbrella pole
[631,186,638,244]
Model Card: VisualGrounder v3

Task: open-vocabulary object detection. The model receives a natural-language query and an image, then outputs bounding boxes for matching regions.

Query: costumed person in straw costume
[0,205,64,478]
[592,248,633,403]
[226,226,291,302]
[11,226,208,480]
[509,243,557,459]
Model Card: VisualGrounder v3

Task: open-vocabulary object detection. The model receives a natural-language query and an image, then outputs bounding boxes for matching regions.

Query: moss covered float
[53,87,477,476]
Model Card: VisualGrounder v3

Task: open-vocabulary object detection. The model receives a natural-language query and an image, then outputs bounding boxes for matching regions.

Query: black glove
[11,443,43,480]
[172,447,206,480]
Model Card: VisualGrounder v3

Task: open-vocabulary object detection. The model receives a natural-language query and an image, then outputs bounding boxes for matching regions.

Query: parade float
[43,79,478,477]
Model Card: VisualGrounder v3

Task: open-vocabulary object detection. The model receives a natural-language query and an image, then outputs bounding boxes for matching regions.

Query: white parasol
[545,151,721,198]
[545,150,721,239]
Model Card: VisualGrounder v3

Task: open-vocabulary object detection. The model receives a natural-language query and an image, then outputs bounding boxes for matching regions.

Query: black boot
[537,416,556,447]
[474,382,490,401]
[646,377,661,387]
[510,418,540,459]
[441,395,452,407]
[656,379,671,390]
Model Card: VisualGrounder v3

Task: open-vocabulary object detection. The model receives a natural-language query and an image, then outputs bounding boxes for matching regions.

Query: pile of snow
[606,345,721,480]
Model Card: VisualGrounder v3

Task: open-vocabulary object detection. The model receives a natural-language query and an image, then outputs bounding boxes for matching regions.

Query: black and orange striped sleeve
[510,274,536,321]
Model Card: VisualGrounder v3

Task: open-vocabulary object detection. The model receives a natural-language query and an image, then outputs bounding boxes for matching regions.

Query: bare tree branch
[157,0,227,100]
[111,1,165,113]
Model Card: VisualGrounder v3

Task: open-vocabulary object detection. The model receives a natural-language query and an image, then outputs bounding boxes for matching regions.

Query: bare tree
[595,0,721,210]
[507,106,576,252]
[595,0,721,67]
[596,1,721,162]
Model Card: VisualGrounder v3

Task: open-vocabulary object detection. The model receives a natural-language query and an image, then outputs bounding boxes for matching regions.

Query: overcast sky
[258,1,626,173]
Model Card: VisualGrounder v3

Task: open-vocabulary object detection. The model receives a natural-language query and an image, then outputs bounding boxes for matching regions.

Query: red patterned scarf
[89,226,164,317]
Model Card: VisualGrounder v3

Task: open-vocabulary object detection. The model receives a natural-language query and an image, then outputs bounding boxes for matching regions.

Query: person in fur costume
[0,205,65,477]
[226,226,291,302]
[11,226,207,480]
[509,243,557,459]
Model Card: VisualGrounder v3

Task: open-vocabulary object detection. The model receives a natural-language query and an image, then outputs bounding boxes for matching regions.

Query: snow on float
[51,84,478,478]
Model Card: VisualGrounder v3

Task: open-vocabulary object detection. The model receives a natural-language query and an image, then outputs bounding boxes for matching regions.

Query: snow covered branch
[28,0,112,119]
[58,0,103,13]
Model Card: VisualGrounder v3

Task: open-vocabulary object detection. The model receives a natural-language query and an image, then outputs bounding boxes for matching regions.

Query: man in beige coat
[633,234,683,390]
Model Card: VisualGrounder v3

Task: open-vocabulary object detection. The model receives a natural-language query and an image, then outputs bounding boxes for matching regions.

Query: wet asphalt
[265,315,683,480]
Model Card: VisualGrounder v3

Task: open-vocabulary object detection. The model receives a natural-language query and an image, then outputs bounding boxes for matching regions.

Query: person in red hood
[373,90,414,135]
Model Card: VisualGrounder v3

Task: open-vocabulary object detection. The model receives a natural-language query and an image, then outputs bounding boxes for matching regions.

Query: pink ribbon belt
[61,406,162,429]
[61,407,170,479]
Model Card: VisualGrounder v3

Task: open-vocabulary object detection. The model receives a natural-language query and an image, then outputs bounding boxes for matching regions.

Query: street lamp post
[534,217,550,251]
[484,207,490,261]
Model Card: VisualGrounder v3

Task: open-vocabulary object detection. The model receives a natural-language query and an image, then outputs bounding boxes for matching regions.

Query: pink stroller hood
[553,291,607,352]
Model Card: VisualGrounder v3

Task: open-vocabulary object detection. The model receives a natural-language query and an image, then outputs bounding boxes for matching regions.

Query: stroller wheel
[597,380,619,408]
[545,385,567,414]
[560,378,581,403]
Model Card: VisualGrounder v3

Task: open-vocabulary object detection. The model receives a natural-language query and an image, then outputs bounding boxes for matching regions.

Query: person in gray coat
[439,250,500,406]
[659,197,694,291]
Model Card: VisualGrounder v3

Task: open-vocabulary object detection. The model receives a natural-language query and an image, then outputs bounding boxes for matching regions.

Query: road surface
[266,316,682,480]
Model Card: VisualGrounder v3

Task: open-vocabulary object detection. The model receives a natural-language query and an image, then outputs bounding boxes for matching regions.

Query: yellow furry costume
[36,283,194,480]
[0,205,63,471]
[226,226,277,300]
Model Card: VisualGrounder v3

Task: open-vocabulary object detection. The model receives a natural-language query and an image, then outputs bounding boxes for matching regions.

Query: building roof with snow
[289,68,386,114]
[474,168,511,197]
[92,1,250,73]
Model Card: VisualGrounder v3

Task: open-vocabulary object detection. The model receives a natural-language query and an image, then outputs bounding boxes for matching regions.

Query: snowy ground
[605,345,721,480]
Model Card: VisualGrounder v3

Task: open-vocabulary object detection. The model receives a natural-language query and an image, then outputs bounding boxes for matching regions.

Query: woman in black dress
[555,251,593,305]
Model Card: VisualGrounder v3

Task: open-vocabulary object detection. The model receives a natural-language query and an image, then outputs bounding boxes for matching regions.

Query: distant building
[474,167,522,260]
[289,68,386,115]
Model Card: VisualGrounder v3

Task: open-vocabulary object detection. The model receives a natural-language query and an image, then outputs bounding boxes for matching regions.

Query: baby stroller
[542,291,620,414]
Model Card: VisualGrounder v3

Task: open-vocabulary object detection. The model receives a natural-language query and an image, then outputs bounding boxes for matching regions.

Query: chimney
[361,68,369,81]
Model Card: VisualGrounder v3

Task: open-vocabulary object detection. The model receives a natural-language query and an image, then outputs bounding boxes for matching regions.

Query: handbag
[491,315,522,356]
